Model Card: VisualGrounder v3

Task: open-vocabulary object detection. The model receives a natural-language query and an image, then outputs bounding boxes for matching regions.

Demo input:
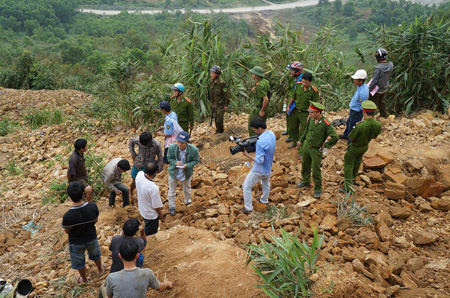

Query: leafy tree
[334,0,342,12]
[342,1,356,17]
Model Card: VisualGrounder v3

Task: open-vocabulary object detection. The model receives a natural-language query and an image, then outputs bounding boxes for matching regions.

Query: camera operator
[240,118,276,214]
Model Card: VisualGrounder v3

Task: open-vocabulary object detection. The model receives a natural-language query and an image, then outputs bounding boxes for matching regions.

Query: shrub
[333,192,373,226]
[25,108,64,129]
[247,228,324,298]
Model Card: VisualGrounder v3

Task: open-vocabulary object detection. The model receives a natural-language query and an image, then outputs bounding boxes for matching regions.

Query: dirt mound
[0,89,449,297]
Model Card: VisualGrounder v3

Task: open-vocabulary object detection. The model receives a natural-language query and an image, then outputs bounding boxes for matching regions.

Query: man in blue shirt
[339,70,369,140]
[157,101,182,164]
[240,117,276,214]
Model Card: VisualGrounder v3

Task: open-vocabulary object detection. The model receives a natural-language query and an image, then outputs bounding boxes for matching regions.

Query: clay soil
[0,88,449,298]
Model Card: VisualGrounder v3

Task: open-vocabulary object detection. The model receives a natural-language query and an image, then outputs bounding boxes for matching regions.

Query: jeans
[109,183,130,207]
[243,170,270,211]
[168,175,192,209]
[69,239,101,270]
[343,109,363,138]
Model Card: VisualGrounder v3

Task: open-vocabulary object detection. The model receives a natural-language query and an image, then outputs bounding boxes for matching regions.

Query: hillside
[0,88,449,297]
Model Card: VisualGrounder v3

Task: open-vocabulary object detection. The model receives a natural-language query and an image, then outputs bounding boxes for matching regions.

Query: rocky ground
[0,88,449,298]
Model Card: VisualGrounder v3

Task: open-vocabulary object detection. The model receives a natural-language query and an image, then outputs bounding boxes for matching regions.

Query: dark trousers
[343,109,363,137]
[144,218,159,236]
[109,183,130,207]
[369,92,388,117]
[163,147,169,164]
[215,107,225,133]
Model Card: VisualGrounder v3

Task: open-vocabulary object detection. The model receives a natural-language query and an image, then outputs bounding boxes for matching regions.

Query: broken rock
[413,231,439,245]
[417,179,446,198]
[391,207,412,219]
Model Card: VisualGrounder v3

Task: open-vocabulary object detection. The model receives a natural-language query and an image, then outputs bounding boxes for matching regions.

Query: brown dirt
[1,88,449,298]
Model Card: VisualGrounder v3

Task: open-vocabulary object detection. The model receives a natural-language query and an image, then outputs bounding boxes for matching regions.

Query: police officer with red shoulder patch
[297,101,339,199]
[170,83,194,134]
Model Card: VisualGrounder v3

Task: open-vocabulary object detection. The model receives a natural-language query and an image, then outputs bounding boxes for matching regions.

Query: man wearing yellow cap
[340,100,381,193]
[297,101,339,198]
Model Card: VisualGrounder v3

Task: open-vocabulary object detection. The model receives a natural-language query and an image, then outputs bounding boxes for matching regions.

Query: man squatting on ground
[240,117,276,214]
[128,131,163,203]
[101,158,131,208]
[67,138,93,201]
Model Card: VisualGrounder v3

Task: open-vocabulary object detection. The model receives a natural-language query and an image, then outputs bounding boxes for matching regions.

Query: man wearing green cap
[248,66,270,137]
[297,101,339,198]
[209,65,230,134]
[340,100,381,193]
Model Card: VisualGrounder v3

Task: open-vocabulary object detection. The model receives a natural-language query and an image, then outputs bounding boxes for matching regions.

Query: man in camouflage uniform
[248,66,270,137]
[340,100,381,193]
[288,72,318,158]
[297,101,339,198]
[209,65,231,134]
[170,83,194,133]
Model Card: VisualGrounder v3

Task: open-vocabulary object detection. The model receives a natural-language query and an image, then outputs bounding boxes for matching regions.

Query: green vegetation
[25,108,64,129]
[84,150,108,200]
[5,159,22,176]
[43,180,68,204]
[79,0,266,9]
[333,192,373,226]
[0,118,19,136]
[247,228,324,297]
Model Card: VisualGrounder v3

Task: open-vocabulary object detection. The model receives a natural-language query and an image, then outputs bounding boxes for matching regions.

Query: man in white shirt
[135,161,163,236]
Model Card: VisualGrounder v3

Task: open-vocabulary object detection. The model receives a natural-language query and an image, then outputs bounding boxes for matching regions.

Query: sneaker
[288,143,296,149]
[285,138,292,143]
[258,199,268,205]
[281,131,288,136]
[314,192,322,199]
[238,207,252,215]
[169,208,176,216]
[339,134,348,140]
[297,182,310,188]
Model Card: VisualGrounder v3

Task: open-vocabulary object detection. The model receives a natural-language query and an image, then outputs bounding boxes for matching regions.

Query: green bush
[43,180,68,204]
[247,228,324,298]
[25,108,64,129]
[0,118,18,136]
[333,191,373,226]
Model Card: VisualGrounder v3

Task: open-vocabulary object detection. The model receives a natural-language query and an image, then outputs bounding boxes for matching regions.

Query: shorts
[144,218,159,236]
[69,239,101,270]
[74,179,89,189]
[131,165,143,179]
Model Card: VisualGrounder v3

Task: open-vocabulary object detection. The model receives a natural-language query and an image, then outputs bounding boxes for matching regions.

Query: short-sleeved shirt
[62,202,99,245]
[105,268,160,298]
[348,118,381,148]
[251,78,270,108]
[109,236,147,273]
[67,150,88,182]
[128,138,163,171]
[164,112,178,135]
[294,85,318,111]
[135,171,163,220]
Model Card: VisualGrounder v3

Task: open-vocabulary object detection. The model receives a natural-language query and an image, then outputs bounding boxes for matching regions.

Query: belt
[296,108,308,112]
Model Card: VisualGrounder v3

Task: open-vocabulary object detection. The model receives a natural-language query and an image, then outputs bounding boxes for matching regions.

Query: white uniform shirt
[135,171,163,220]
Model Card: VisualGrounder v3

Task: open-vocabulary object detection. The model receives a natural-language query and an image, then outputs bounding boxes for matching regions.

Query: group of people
[60,48,393,294]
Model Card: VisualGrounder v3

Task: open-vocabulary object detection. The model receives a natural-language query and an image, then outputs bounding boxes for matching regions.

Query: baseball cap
[176,131,190,143]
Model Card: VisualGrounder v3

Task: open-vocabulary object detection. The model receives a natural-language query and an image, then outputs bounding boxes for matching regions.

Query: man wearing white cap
[339,70,369,140]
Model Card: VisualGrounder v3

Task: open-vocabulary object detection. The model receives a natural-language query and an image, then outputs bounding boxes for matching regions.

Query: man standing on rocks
[283,61,304,144]
[339,69,369,140]
[62,181,105,283]
[67,138,93,201]
[297,102,339,199]
[368,48,393,118]
[157,101,182,164]
[129,131,163,203]
[248,66,270,137]
[288,71,318,159]
[167,131,200,216]
[209,65,231,134]
[240,117,276,214]
[135,161,163,236]
[340,100,381,193]
[102,158,131,208]
[170,83,194,134]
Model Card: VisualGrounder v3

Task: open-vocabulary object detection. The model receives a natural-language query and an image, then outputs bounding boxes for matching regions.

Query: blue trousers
[343,109,363,138]
[109,183,130,207]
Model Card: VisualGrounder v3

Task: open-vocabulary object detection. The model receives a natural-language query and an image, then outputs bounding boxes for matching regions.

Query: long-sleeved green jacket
[300,115,339,149]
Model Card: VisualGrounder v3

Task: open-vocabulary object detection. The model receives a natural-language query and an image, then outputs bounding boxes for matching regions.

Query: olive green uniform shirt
[251,78,270,108]
[348,118,381,148]
[210,78,230,108]
[294,86,318,111]
[171,97,194,129]
[300,116,339,149]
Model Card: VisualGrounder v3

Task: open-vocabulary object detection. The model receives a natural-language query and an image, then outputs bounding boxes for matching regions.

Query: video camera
[229,136,258,155]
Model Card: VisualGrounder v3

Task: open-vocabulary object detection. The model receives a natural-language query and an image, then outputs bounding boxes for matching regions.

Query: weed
[321,280,336,294]
[264,205,288,222]
[333,192,373,226]
[0,118,19,136]
[52,277,87,298]
[84,151,107,200]
[42,180,67,204]
[5,159,22,176]
[25,108,64,129]
[247,227,324,298]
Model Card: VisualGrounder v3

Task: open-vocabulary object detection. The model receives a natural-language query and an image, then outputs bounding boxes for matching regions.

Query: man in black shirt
[67,138,93,201]
[62,181,105,283]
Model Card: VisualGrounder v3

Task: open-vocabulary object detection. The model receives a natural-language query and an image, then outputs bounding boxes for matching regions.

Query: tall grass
[25,108,64,129]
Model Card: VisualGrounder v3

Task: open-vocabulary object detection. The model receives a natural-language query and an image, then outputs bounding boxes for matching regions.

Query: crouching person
[102,158,131,208]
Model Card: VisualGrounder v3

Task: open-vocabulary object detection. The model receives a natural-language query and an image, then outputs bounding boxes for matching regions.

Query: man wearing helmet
[339,69,369,140]
[209,65,231,134]
[248,66,270,137]
[284,61,304,147]
[170,83,194,134]
[368,48,393,118]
